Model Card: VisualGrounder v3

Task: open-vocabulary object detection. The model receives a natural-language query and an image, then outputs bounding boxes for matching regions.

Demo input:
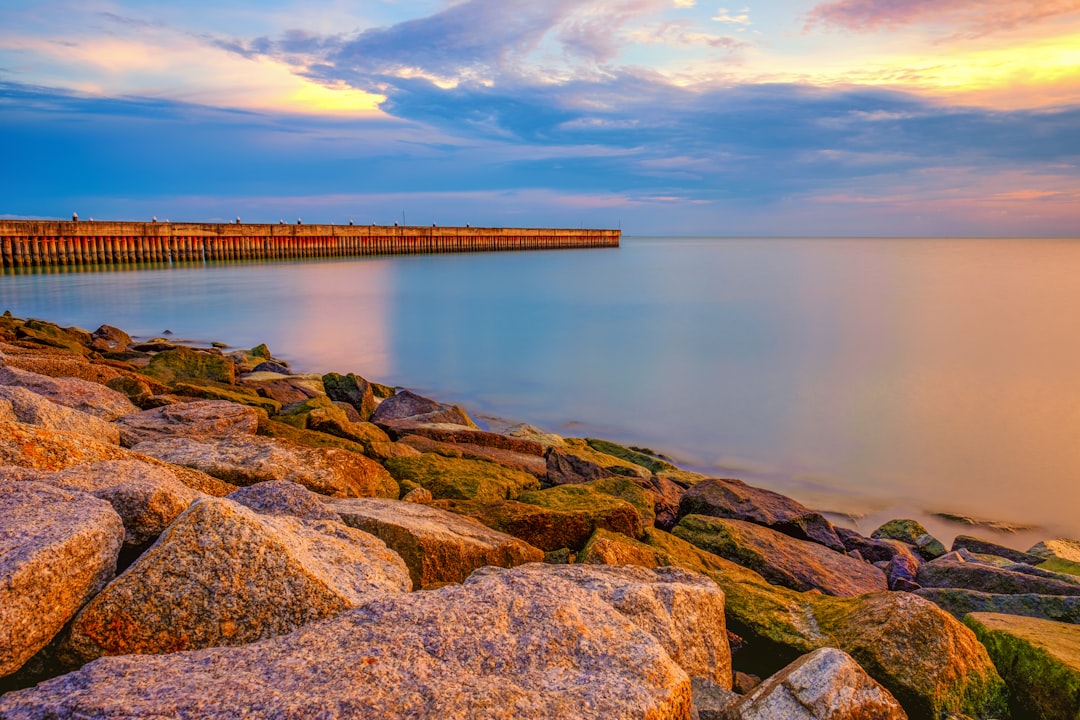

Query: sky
[1,0,1078,235]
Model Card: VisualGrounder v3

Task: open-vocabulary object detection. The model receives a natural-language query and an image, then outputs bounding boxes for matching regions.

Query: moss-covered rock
[633,529,1008,720]
[322,372,377,421]
[172,381,280,415]
[256,416,371,456]
[917,587,1080,624]
[583,476,657,527]
[966,612,1080,720]
[517,483,646,541]
[142,346,235,385]
[561,439,651,478]
[276,396,349,430]
[384,454,539,502]
[872,519,947,560]
[15,319,91,355]
[579,528,666,566]
[1039,558,1080,577]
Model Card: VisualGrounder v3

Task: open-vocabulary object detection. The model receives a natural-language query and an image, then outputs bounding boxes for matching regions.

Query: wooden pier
[0,220,620,271]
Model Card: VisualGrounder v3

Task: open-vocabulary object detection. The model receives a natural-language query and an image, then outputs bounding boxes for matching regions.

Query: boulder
[693,677,741,720]
[89,324,131,353]
[0,385,120,444]
[0,365,137,420]
[1030,537,1080,563]
[636,529,1008,720]
[0,344,124,384]
[871,519,946,560]
[673,515,887,597]
[398,434,548,478]
[1,565,693,720]
[171,380,281,414]
[14,319,90,354]
[917,553,1080,596]
[384,453,539,502]
[276,395,348,430]
[227,480,341,522]
[0,482,124,678]
[518,483,647,540]
[322,372,377,420]
[0,421,236,496]
[477,563,731,688]
[370,389,476,427]
[886,548,922,591]
[966,612,1080,720]
[580,527,670,566]
[435,494,642,552]
[132,435,398,498]
[917,587,1080,624]
[836,527,913,565]
[720,647,908,720]
[15,459,202,551]
[382,421,544,454]
[329,497,544,589]
[141,345,236,385]
[545,445,619,484]
[242,376,322,405]
[115,399,261,447]
[951,535,1043,565]
[61,497,411,663]
[505,422,567,447]
[678,478,845,553]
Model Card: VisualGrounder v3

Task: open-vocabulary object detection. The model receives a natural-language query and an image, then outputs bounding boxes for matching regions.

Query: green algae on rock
[872,519,947,560]
[141,345,236,385]
[384,453,539,502]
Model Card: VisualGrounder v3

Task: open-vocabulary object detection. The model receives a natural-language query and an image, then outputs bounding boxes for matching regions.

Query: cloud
[807,0,1080,37]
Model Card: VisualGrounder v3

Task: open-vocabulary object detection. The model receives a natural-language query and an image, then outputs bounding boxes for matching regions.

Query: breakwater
[0,220,619,270]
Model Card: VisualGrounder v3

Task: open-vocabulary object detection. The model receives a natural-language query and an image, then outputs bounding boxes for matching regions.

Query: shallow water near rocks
[5,236,1080,548]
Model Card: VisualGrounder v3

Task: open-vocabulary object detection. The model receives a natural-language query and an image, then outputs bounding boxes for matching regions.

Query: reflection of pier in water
[0,220,620,271]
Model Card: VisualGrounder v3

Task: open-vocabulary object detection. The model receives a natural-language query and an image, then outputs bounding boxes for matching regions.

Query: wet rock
[951,534,1043,565]
[61,497,410,663]
[399,433,549,478]
[678,478,845,553]
[132,435,398,498]
[115,399,261,447]
[966,612,1080,720]
[836,526,913,564]
[917,553,1080,596]
[673,515,887,597]
[384,453,539,501]
[635,529,1008,720]
[721,647,908,720]
[693,677,741,720]
[141,345,236,385]
[17,459,202,551]
[0,385,120,444]
[227,480,340,522]
[242,375,322,405]
[505,422,567,447]
[545,445,618,484]
[251,360,289,374]
[89,324,132,353]
[322,371,377,420]
[1,565,693,720]
[0,482,124,678]
[171,380,281,414]
[916,587,1080,623]
[0,365,137,420]
[370,389,476,427]
[871,519,947,560]
[477,563,731,688]
[329,497,544,589]
[887,548,922,591]
[14,319,91,354]
[384,421,545,454]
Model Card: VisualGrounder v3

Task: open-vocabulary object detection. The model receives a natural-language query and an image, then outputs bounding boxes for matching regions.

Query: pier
[0,220,620,271]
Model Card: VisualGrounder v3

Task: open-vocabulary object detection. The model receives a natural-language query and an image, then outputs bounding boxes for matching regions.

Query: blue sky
[1,0,1078,235]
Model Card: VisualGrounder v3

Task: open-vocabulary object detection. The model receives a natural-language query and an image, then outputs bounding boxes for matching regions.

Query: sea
[4,236,1078,549]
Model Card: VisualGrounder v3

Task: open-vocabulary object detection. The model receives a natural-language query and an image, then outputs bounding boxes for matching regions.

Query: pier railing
[0,221,620,270]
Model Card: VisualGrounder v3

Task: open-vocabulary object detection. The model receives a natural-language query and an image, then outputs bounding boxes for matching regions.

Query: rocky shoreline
[1,312,1079,719]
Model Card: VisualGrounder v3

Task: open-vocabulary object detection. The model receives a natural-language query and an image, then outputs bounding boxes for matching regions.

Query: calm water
[5,237,1080,546]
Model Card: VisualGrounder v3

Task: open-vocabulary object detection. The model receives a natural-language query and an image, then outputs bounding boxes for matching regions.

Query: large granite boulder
[836,526,915,565]
[329,497,544,589]
[1,565,693,719]
[0,365,137,420]
[678,478,844,553]
[966,612,1080,720]
[479,563,731,688]
[917,552,1080,596]
[620,528,1007,720]
[89,324,131,353]
[917,587,1080,623]
[13,319,90,354]
[398,433,548,479]
[0,482,124,678]
[0,421,236,496]
[8,459,202,551]
[370,389,476,428]
[384,453,539,501]
[721,647,908,720]
[871,519,946,560]
[673,515,887,597]
[141,345,236,385]
[0,385,120,444]
[61,497,410,664]
[1029,537,1080,563]
[170,379,281,414]
[227,480,341,521]
[115,399,260,447]
[132,434,397,498]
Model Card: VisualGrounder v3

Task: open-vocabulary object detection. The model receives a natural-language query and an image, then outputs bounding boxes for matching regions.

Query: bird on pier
[72,212,78,222]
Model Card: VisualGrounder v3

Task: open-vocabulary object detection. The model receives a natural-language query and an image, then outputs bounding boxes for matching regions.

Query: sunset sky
[2,0,1078,235]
